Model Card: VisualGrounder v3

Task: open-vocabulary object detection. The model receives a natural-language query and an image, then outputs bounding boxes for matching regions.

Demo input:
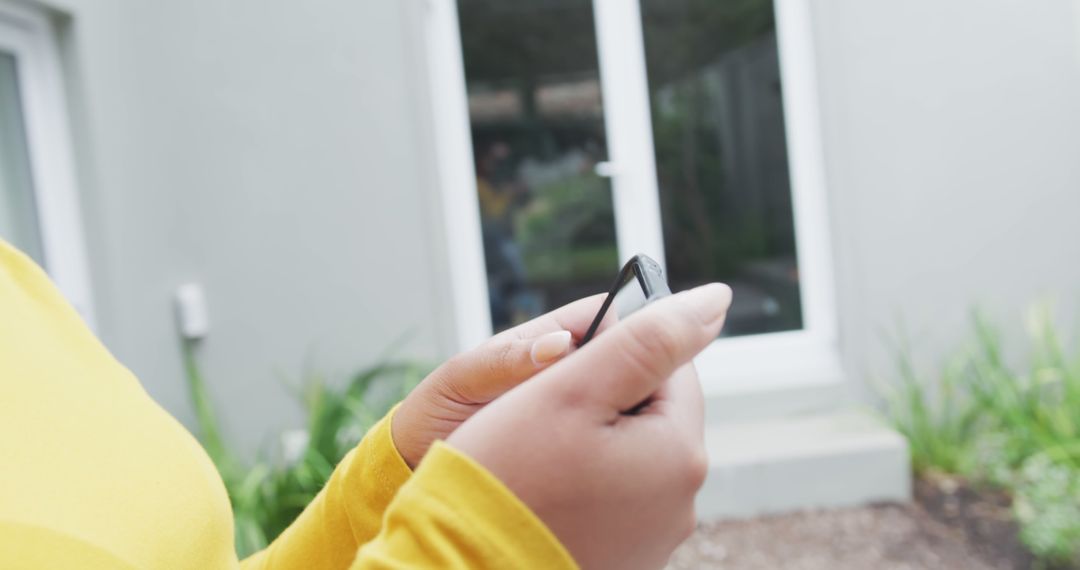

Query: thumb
[552,283,731,413]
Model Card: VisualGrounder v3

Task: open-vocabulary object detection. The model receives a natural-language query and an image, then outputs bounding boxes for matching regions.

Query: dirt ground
[667,480,1036,570]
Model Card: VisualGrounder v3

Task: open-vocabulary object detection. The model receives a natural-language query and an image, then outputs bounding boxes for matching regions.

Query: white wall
[50,0,457,455]
[811,0,1080,389]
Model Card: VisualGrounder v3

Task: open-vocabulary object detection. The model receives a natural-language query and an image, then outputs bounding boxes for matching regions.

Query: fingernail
[683,283,733,327]
[531,330,572,366]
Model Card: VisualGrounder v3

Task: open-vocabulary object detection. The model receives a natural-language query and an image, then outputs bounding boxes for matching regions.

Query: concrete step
[704,378,852,425]
[696,410,911,520]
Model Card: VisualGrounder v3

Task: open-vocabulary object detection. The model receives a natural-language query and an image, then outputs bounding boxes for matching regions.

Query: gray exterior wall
[45,0,1080,453]
[53,0,456,455]
[812,0,1080,393]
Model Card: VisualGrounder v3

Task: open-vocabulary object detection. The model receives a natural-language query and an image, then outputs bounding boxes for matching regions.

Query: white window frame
[421,0,841,395]
[0,2,95,328]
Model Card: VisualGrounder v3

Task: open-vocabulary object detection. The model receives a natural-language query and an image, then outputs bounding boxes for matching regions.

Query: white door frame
[421,0,842,395]
[0,2,96,329]
[418,0,491,351]
[693,0,843,394]
[591,0,666,268]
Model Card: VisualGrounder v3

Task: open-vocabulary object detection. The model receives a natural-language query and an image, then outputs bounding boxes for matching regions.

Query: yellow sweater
[0,240,576,569]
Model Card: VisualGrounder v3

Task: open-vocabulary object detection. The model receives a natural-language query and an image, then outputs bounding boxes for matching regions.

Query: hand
[446,283,732,570]
[392,295,608,469]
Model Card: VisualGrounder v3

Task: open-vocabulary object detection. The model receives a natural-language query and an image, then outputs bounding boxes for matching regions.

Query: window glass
[640,0,802,336]
[457,0,619,331]
[0,51,44,264]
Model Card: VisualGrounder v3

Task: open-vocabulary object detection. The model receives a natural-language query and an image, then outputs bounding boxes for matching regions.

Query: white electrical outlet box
[174,283,210,340]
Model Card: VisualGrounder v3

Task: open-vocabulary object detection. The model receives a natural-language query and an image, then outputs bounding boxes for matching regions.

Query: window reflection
[641,0,803,336]
[459,0,619,331]
[457,0,805,336]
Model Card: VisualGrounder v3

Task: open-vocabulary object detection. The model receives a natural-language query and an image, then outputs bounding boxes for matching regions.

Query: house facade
[3,0,1079,517]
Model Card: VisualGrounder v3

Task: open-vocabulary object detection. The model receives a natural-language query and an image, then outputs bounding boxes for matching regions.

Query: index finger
[493,293,609,345]
[430,294,615,405]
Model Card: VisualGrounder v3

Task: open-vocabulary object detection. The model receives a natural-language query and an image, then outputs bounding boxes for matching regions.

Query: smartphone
[577,254,672,347]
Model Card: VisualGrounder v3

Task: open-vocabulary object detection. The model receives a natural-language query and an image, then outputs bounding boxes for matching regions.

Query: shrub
[182,340,426,557]
[883,306,1080,567]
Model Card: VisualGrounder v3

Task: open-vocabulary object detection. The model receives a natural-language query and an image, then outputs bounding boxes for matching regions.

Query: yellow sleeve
[241,407,412,570]
[350,441,579,570]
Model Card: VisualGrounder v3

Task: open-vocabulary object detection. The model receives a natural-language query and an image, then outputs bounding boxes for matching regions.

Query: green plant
[884,345,982,475]
[182,340,427,558]
[1014,452,1080,565]
[883,306,1080,567]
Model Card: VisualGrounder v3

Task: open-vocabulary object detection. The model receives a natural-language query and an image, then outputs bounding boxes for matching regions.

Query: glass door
[434,0,839,390]
[453,0,817,338]
[636,0,803,337]
[455,0,627,331]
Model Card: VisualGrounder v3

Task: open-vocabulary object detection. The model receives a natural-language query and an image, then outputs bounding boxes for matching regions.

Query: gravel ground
[666,503,1008,570]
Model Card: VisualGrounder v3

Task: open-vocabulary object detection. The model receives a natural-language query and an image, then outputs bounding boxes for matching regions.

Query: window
[0,2,94,326]
[457,0,618,331]
[422,0,839,393]
[0,49,43,261]
[641,2,802,336]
